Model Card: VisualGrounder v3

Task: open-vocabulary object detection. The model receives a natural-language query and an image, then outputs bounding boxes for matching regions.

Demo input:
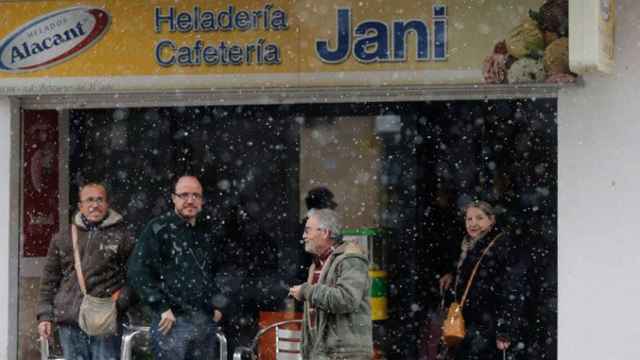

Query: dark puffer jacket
[37,210,136,325]
[452,227,527,360]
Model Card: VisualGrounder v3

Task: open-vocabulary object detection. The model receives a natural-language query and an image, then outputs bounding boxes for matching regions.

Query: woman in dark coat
[440,201,527,360]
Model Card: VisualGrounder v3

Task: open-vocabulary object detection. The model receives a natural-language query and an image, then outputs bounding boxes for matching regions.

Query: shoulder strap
[459,232,504,309]
[71,224,87,295]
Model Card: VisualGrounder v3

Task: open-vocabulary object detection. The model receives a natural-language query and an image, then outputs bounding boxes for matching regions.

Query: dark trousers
[150,311,218,360]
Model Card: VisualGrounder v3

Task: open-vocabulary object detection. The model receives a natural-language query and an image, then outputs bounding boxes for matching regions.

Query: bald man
[128,175,226,360]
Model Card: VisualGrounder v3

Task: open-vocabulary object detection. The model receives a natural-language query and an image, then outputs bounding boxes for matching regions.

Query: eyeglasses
[303,227,324,234]
[173,192,203,201]
[80,197,105,205]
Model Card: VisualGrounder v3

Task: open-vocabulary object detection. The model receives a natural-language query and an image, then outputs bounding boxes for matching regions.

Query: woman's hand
[439,273,453,291]
[496,337,511,351]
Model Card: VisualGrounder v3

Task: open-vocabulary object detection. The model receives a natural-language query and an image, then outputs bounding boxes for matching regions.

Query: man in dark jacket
[37,182,135,360]
[290,208,373,360]
[128,175,226,360]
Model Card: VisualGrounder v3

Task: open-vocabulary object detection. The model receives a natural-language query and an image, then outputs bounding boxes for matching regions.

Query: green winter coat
[299,241,373,360]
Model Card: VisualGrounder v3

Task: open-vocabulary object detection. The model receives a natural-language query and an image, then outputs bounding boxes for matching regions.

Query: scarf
[454,228,491,292]
[80,213,105,231]
[308,245,335,329]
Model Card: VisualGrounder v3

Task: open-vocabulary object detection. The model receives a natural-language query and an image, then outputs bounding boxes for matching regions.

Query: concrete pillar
[0,96,20,359]
[558,0,640,358]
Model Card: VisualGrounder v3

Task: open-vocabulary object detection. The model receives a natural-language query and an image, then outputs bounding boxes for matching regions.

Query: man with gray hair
[289,208,373,359]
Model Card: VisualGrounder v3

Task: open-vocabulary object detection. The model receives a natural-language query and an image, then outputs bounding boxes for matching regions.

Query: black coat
[128,211,226,316]
[452,227,527,360]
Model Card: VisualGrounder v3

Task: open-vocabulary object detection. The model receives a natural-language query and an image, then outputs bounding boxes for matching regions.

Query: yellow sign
[0,0,570,94]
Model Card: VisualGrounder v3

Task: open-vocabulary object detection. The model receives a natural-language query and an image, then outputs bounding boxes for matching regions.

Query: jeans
[58,324,121,360]
[150,311,218,360]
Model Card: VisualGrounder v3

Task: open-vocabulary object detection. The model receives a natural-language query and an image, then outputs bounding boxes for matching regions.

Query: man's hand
[497,337,511,351]
[213,309,223,322]
[158,309,176,335]
[38,321,52,339]
[289,285,303,301]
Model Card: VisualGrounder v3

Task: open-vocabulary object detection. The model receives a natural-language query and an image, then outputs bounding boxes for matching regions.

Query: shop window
[19,100,557,359]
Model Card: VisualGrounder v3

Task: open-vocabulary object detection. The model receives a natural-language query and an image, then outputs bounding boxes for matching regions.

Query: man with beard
[128,175,226,360]
[289,208,373,360]
[37,182,135,360]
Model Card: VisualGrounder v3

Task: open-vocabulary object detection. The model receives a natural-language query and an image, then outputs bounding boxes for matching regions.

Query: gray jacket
[299,241,373,359]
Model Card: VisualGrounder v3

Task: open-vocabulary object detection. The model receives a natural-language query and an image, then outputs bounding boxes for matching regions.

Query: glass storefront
[19,99,557,359]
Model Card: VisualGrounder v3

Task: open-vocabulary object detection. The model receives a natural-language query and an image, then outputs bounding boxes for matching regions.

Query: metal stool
[233,319,302,360]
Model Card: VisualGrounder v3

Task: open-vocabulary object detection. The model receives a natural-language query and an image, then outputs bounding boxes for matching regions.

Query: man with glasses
[37,182,136,360]
[289,208,373,360]
[128,175,226,360]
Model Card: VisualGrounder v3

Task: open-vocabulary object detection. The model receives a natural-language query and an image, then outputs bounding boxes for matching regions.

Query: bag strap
[71,224,87,295]
[458,232,504,309]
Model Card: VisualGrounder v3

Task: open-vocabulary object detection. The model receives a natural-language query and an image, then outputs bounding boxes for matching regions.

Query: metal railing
[233,319,302,360]
[120,324,228,360]
[40,324,228,360]
[39,337,64,360]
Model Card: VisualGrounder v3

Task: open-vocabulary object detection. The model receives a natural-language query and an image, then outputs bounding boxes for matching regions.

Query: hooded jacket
[37,210,135,325]
[299,241,373,359]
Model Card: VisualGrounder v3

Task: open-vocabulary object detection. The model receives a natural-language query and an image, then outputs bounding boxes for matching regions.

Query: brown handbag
[442,233,503,347]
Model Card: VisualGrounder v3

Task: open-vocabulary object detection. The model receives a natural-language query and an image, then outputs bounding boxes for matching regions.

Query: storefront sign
[0,0,577,94]
[0,6,110,72]
[154,5,287,67]
[314,6,447,63]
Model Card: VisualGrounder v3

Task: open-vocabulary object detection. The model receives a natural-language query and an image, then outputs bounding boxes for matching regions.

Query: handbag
[71,224,119,336]
[442,233,504,347]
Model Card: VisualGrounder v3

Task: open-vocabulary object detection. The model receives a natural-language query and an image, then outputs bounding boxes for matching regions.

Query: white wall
[0,97,20,359]
[558,0,640,359]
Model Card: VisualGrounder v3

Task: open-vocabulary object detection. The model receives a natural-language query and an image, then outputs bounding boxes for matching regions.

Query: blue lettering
[315,7,447,64]
[263,4,273,30]
[228,45,243,64]
[155,40,175,66]
[176,46,192,65]
[315,8,351,63]
[271,10,288,30]
[192,40,203,65]
[63,27,79,41]
[53,34,64,46]
[176,12,193,32]
[433,5,447,60]
[353,21,388,63]
[393,20,429,60]
[41,37,53,50]
[75,22,85,36]
[218,5,234,31]
[155,7,175,33]
[235,11,251,30]
[202,45,219,64]
[263,44,281,64]
[11,46,26,64]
